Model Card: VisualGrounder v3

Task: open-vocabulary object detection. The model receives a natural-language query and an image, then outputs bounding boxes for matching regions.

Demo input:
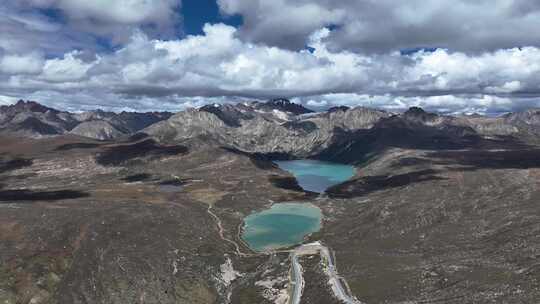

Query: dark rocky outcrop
[96,139,188,166]
[327,106,350,113]
[121,173,153,182]
[282,120,318,133]
[199,104,254,127]
[0,158,33,174]
[254,98,314,115]
[0,189,90,202]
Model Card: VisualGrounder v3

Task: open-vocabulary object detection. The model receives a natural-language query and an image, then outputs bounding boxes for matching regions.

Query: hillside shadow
[96,139,188,166]
[389,157,434,168]
[317,116,533,165]
[121,173,152,182]
[390,149,540,172]
[0,158,33,174]
[427,149,540,171]
[125,133,150,142]
[268,175,305,192]
[0,189,90,202]
[55,143,101,151]
[159,178,189,186]
[221,147,294,170]
[326,169,446,198]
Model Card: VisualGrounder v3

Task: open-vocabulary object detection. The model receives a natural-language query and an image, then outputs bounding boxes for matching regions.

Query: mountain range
[4,99,540,161]
[0,100,172,140]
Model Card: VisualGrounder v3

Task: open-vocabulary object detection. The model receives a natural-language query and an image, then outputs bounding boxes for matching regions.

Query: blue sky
[182,0,242,35]
[1,0,540,114]
[33,0,243,54]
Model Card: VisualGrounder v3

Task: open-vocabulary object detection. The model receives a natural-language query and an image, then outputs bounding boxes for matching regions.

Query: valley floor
[0,134,539,303]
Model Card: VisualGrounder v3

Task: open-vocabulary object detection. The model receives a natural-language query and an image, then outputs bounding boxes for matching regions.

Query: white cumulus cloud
[0,52,44,75]
[1,23,540,114]
[218,0,540,54]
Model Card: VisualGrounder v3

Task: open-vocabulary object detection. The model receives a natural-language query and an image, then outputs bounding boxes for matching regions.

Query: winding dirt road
[289,242,363,304]
[207,205,255,257]
[206,206,361,303]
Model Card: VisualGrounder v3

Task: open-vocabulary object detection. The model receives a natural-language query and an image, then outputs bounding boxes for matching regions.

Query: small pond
[241,203,322,252]
[274,159,355,193]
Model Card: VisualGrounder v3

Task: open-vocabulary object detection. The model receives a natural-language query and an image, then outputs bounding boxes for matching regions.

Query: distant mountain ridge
[147,101,540,162]
[2,99,540,158]
[145,100,540,159]
[145,100,389,157]
[0,100,173,140]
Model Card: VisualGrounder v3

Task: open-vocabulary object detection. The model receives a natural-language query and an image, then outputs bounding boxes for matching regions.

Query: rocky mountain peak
[404,106,427,116]
[328,106,350,113]
[69,120,124,140]
[403,106,440,124]
[1,100,57,115]
[505,108,540,122]
[199,103,254,127]
[267,98,292,105]
[261,98,314,115]
[0,100,171,140]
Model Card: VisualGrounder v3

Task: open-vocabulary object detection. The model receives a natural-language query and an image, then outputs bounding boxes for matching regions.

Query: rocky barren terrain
[1,99,539,303]
[0,100,172,140]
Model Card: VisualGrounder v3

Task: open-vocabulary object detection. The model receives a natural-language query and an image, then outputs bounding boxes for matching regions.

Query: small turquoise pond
[274,159,355,193]
[242,203,322,252]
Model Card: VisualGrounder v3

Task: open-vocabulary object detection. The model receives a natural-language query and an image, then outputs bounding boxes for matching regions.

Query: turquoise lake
[242,203,322,252]
[274,159,356,193]
[241,160,354,252]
